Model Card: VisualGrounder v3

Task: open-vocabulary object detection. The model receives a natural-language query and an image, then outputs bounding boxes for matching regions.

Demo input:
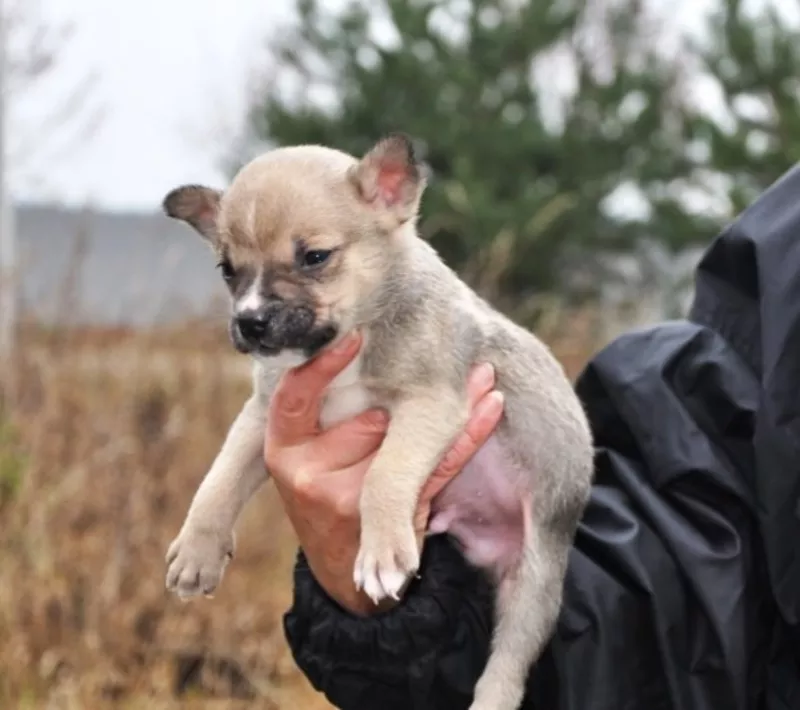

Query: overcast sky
[7,0,795,213]
[13,0,293,211]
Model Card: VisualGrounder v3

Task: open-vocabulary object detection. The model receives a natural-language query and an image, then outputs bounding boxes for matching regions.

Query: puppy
[162,134,594,710]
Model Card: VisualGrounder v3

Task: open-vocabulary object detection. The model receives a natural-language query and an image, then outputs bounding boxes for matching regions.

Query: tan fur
[162,134,594,710]
[221,147,363,249]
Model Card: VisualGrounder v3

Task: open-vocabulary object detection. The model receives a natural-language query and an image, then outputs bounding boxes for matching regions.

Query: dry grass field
[0,314,599,709]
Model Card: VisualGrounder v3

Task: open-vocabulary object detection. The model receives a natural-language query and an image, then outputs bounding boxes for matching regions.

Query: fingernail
[487,390,504,410]
[476,362,495,388]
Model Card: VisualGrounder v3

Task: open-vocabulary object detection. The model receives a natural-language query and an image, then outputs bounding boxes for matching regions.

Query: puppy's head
[162,134,426,360]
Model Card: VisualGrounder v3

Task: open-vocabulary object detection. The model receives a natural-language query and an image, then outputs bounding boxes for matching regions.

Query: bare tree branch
[3,0,104,191]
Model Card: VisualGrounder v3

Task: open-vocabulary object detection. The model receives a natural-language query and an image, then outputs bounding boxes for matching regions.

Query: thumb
[309,407,391,470]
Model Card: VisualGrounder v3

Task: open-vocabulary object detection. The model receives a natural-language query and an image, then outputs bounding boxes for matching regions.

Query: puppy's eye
[217,258,235,282]
[301,249,332,268]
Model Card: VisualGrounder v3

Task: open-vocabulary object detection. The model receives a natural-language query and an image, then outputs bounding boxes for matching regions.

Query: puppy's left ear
[162,184,223,244]
[349,133,426,223]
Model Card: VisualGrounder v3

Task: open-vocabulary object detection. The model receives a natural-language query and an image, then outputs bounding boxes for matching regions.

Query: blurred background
[0,0,797,706]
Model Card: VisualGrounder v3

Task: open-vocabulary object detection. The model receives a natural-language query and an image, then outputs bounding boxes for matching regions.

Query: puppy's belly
[429,434,526,582]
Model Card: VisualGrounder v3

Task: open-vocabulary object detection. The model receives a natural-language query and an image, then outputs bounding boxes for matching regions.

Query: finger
[309,407,390,470]
[421,390,504,501]
[465,362,496,410]
[267,332,362,444]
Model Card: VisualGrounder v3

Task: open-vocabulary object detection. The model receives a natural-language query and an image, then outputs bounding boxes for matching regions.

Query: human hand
[266,332,504,615]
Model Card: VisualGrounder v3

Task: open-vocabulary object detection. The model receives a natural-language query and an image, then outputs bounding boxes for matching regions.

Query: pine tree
[235,0,714,316]
[689,0,800,216]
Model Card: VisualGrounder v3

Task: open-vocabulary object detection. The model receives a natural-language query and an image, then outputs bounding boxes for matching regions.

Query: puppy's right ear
[162,184,222,243]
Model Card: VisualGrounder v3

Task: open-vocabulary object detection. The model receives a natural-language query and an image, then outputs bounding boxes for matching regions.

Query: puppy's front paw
[165,526,235,600]
[353,518,419,604]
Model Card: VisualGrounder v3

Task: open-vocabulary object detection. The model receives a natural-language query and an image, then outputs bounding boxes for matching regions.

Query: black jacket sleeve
[284,537,495,710]
[283,165,800,710]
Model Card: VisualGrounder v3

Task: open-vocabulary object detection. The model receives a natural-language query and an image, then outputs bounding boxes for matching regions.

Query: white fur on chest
[262,348,375,430]
[319,352,374,429]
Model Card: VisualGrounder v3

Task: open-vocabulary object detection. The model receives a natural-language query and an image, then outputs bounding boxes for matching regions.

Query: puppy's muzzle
[235,302,315,352]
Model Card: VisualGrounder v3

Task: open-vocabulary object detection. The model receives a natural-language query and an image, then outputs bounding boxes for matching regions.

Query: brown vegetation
[0,313,599,709]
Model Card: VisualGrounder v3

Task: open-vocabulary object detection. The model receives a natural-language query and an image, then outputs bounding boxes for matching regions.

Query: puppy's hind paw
[469,674,526,710]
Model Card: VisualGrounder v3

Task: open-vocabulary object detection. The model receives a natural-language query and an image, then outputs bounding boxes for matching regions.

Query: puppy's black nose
[236,311,268,342]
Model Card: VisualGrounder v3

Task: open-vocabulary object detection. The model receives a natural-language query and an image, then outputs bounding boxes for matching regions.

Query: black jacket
[283,165,800,710]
